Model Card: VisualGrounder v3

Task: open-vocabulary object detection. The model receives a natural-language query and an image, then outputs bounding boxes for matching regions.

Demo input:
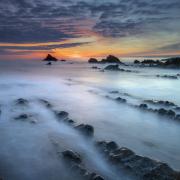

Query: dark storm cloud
[0,0,180,50]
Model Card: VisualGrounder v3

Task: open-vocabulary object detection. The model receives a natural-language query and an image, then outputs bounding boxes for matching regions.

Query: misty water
[0,60,180,180]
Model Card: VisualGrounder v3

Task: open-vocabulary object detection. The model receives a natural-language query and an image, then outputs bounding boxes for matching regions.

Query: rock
[167,110,176,117]
[109,90,119,94]
[104,64,120,71]
[175,114,180,121]
[143,163,179,180]
[163,57,180,68]
[55,111,69,119]
[134,60,140,64]
[14,114,29,120]
[75,124,94,137]
[46,62,52,65]
[61,59,66,62]
[62,150,82,164]
[90,174,104,180]
[91,66,100,69]
[105,55,122,64]
[116,97,127,103]
[88,58,98,63]
[71,164,86,175]
[106,141,118,151]
[39,99,52,108]
[158,108,167,115]
[156,75,178,79]
[15,98,28,105]
[139,104,148,109]
[43,54,58,61]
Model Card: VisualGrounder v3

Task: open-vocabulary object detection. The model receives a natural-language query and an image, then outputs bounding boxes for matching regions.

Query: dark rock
[139,104,148,109]
[175,114,180,121]
[158,108,167,115]
[88,58,98,63]
[46,62,52,65]
[43,54,58,61]
[156,75,178,79]
[167,110,176,117]
[15,114,29,120]
[71,164,86,175]
[55,111,69,119]
[106,141,118,151]
[163,57,180,68]
[109,90,119,94]
[116,97,127,103]
[90,174,104,180]
[15,98,28,105]
[61,59,66,62]
[105,55,122,64]
[134,60,140,64]
[75,124,94,137]
[104,64,120,71]
[62,150,82,164]
[39,99,52,108]
[91,66,99,69]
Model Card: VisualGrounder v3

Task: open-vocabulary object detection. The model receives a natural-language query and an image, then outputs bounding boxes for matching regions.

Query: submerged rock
[55,111,69,119]
[116,97,127,103]
[75,124,94,137]
[14,114,29,120]
[62,150,82,164]
[46,62,52,65]
[139,104,148,109]
[15,98,28,106]
[104,64,120,71]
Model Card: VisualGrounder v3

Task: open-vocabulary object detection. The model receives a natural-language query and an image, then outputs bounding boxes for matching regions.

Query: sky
[0,0,180,60]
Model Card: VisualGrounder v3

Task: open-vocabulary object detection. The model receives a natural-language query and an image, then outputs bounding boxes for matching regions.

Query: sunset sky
[0,0,180,60]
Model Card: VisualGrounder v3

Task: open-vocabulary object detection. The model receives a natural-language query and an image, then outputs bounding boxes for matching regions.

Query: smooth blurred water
[0,60,180,179]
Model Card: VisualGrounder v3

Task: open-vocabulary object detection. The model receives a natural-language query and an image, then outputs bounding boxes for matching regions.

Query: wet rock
[156,75,178,79]
[62,150,82,164]
[75,124,94,137]
[14,114,29,120]
[144,100,175,107]
[39,99,52,108]
[104,55,122,64]
[158,108,168,115]
[15,98,28,106]
[116,97,127,103]
[71,164,87,175]
[167,110,176,117]
[46,62,52,65]
[175,114,180,121]
[143,163,180,180]
[109,90,119,94]
[89,173,104,180]
[106,141,118,151]
[134,60,140,64]
[91,66,99,69]
[104,64,120,71]
[55,111,69,119]
[139,104,148,109]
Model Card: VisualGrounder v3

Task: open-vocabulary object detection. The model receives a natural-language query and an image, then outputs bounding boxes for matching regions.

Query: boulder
[46,62,52,65]
[15,114,29,120]
[75,124,94,137]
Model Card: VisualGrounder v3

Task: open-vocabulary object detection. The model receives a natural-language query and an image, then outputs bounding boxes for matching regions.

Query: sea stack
[43,54,58,61]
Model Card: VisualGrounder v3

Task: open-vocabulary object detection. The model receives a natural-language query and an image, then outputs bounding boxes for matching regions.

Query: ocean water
[0,60,180,179]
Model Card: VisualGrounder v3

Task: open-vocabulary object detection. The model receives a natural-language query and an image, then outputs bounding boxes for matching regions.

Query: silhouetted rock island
[88,55,123,64]
[43,54,58,61]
